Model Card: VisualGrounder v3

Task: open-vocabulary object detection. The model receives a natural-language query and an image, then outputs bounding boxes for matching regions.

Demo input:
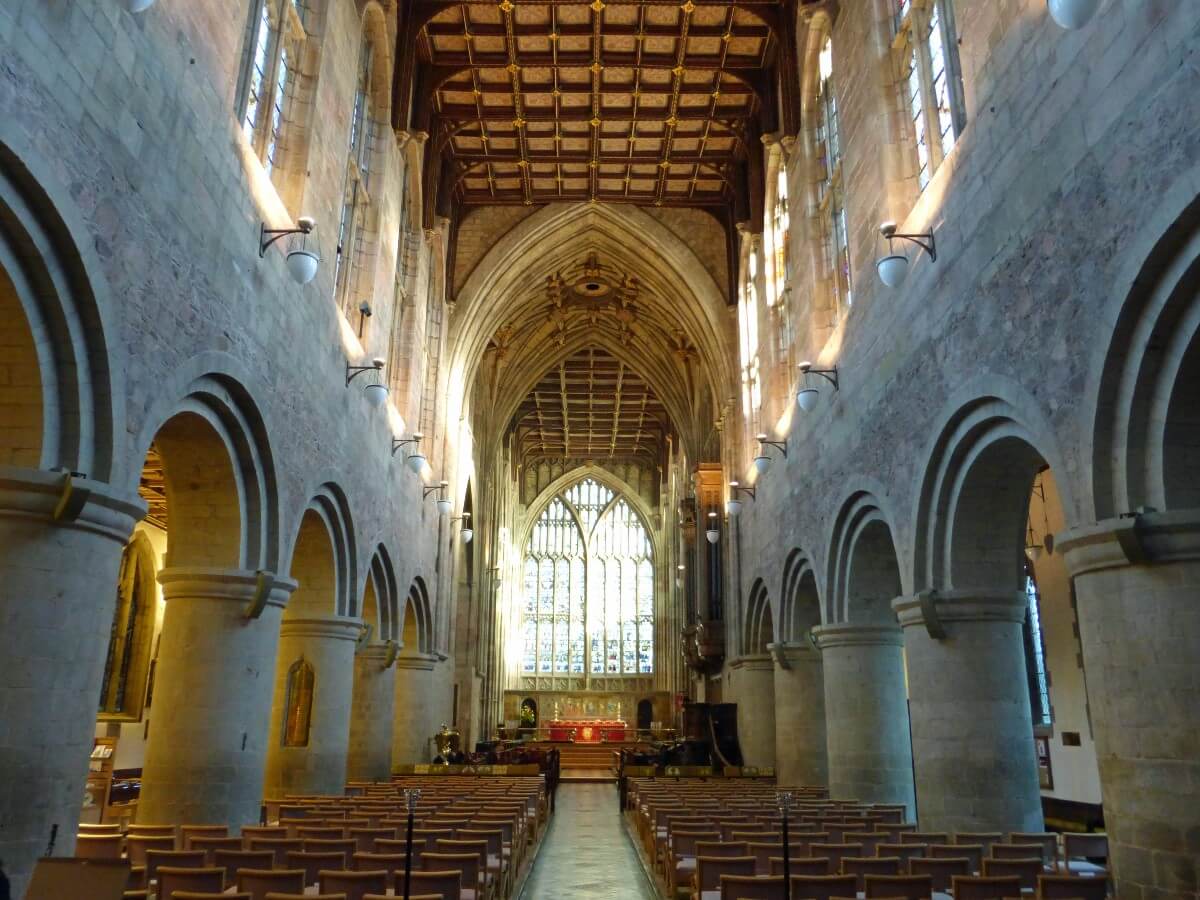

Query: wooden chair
[171,894,252,900]
[189,835,242,861]
[127,825,177,840]
[145,850,206,886]
[240,826,288,844]
[78,824,123,835]
[950,874,1023,899]
[349,826,396,852]
[982,857,1043,891]
[930,842,983,874]
[236,868,306,900]
[785,873,857,900]
[247,837,304,867]
[768,857,832,877]
[955,832,1003,856]
[212,850,274,887]
[909,856,970,893]
[155,865,226,897]
[376,836,427,855]
[747,843,811,876]
[352,852,407,889]
[863,873,934,898]
[1008,833,1059,868]
[901,832,949,846]
[304,837,358,858]
[420,852,482,900]
[285,850,347,886]
[296,826,345,841]
[718,873,784,900]
[262,895,349,900]
[1038,872,1108,899]
[319,868,388,900]
[876,842,926,868]
[809,843,862,875]
[670,830,722,891]
[694,855,755,900]
[75,834,123,859]
[397,869,465,900]
[1061,833,1108,877]
[126,835,176,866]
[180,825,228,849]
[844,831,885,856]
[841,856,901,891]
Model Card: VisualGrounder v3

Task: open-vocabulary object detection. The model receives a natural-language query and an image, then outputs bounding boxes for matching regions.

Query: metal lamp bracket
[881,221,936,261]
[259,217,315,256]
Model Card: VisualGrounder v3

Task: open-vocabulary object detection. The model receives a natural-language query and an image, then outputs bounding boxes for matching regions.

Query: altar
[546,718,627,743]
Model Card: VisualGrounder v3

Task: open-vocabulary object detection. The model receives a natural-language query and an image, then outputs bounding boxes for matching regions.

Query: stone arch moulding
[825,485,907,625]
[402,575,435,655]
[131,353,282,573]
[912,380,1075,593]
[284,482,358,619]
[1089,189,1200,519]
[779,547,821,644]
[518,464,661,555]
[367,542,401,643]
[742,577,774,657]
[0,135,123,482]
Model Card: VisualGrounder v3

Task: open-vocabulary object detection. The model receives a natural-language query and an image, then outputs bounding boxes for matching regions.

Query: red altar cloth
[546,719,627,743]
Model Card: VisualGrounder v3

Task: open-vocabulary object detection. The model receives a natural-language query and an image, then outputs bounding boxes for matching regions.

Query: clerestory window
[816,37,852,312]
[239,0,307,182]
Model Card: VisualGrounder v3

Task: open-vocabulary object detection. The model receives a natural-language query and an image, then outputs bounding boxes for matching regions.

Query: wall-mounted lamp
[357,300,373,339]
[424,480,452,515]
[1047,0,1100,28]
[875,221,936,288]
[705,511,720,545]
[392,432,426,474]
[675,563,685,589]
[754,434,788,475]
[796,361,839,412]
[726,481,756,516]
[452,511,473,543]
[346,358,388,408]
[260,216,319,284]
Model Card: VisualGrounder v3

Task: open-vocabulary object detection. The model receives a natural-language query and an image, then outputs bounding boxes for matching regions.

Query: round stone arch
[825,487,906,625]
[1089,190,1200,518]
[363,541,400,644]
[282,482,357,620]
[912,382,1074,593]
[400,575,435,655]
[778,547,822,641]
[0,136,122,481]
[743,577,775,656]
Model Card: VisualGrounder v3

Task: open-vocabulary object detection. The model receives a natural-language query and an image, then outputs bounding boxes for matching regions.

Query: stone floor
[520,783,657,899]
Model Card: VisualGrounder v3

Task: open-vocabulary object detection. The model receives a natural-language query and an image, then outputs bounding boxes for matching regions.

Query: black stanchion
[401,787,421,900]
[778,792,794,900]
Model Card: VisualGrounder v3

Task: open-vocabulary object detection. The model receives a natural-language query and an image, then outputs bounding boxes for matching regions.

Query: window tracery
[239,0,308,182]
[334,34,380,318]
[816,36,852,313]
[521,479,654,677]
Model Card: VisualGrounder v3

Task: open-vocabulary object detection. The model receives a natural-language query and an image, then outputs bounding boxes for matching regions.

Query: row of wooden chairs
[712,871,1107,899]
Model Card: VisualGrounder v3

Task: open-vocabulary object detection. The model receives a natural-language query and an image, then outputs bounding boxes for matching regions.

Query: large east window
[894,0,965,190]
[239,0,307,179]
[521,479,654,676]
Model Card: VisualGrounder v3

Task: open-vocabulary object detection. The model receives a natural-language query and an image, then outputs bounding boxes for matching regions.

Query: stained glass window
[894,0,964,191]
[520,479,654,675]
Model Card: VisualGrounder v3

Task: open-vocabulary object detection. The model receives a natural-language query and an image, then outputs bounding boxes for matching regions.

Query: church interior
[0,0,1197,897]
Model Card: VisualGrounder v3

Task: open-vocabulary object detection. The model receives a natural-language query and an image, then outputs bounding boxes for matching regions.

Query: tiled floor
[520,783,658,899]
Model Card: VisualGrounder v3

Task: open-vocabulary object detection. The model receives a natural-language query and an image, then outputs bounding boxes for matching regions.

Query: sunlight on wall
[236,131,290,229]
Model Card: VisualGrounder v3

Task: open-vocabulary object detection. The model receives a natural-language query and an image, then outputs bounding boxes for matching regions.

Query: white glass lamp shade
[406,452,426,474]
[128,0,156,10]
[797,387,819,412]
[1047,0,1100,28]
[705,528,720,545]
[754,454,771,475]
[461,527,474,543]
[726,498,742,517]
[364,382,389,408]
[1026,545,1043,562]
[437,498,453,515]
[876,253,908,288]
[287,248,320,284]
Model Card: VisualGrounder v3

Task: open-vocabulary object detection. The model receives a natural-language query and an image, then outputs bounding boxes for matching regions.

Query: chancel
[0,1,1196,899]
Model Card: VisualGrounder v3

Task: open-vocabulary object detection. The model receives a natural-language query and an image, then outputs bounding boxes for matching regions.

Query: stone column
[812,623,915,813]
[769,642,828,788]
[346,643,397,782]
[1058,514,1200,900]
[392,654,438,765]
[0,471,143,895]
[893,591,1043,833]
[263,617,360,798]
[138,568,296,827]
[729,655,777,768]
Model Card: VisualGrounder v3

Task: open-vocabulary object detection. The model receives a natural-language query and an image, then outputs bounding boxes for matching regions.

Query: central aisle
[520,783,657,899]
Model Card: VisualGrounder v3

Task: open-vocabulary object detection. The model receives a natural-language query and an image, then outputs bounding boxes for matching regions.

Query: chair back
[1063,832,1108,861]
[303,837,357,857]
[990,842,1047,862]
[190,836,243,860]
[235,867,306,900]
[318,868,388,900]
[950,874,1023,899]
[769,856,831,877]
[955,832,1002,854]
[212,850,274,887]
[247,837,304,867]
[901,832,949,846]
[127,835,176,864]
[843,831,884,856]
[74,834,123,859]
[696,855,756,892]
[239,826,288,843]
[747,842,806,875]
[128,825,177,839]
[810,842,862,873]
[171,894,251,900]
[877,842,927,866]
[420,851,480,889]
[1037,873,1108,899]
[696,840,751,859]
[1007,832,1058,866]
[296,826,345,840]
[146,850,206,884]
[719,873,784,900]
[156,865,225,897]
[404,869,463,899]
[863,873,934,899]
[909,856,971,891]
[180,825,228,849]
[78,824,122,835]
[285,850,347,886]
[931,842,982,873]
[982,857,1042,890]
[841,856,901,890]
[349,827,396,851]
[786,873,857,900]
[676,831,722,860]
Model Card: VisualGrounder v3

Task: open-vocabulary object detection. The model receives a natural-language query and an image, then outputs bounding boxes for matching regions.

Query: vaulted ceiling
[511,346,670,466]
[395,0,806,225]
